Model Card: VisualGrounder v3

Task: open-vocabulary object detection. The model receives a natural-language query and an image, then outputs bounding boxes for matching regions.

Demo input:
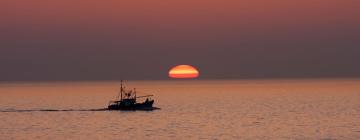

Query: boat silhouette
[108,80,157,110]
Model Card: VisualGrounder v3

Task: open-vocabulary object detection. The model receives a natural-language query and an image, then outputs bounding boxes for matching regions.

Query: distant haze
[1,0,360,81]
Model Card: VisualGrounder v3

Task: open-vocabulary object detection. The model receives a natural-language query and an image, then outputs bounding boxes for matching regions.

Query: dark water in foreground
[1,79,360,139]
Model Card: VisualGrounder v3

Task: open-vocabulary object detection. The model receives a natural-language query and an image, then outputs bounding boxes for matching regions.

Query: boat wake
[0,108,109,112]
[0,107,160,112]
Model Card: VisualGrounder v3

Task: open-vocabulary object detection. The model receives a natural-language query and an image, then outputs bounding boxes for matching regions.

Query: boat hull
[108,100,155,110]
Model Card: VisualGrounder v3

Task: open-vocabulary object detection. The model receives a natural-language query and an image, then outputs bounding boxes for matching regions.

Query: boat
[108,80,156,110]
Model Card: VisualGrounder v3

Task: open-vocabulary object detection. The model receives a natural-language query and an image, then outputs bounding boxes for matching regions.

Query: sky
[0,0,360,81]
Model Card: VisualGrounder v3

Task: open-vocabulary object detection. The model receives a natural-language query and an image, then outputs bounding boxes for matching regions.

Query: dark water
[1,79,360,139]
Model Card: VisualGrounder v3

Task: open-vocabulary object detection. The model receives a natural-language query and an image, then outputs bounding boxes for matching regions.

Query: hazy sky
[1,0,360,81]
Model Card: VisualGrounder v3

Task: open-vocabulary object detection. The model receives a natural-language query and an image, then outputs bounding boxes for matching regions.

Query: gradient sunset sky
[1,0,359,81]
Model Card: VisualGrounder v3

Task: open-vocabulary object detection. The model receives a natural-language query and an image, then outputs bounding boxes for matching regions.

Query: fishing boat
[108,80,156,110]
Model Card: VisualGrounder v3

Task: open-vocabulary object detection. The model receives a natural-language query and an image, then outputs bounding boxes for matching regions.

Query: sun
[169,65,199,79]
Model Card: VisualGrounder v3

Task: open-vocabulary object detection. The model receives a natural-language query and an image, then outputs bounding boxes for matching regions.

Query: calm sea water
[1,79,360,140]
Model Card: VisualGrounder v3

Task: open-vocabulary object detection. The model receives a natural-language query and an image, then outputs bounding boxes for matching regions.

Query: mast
[120,80,123,100]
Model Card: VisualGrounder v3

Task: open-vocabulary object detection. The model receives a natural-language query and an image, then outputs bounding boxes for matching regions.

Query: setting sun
[169,65,199,79]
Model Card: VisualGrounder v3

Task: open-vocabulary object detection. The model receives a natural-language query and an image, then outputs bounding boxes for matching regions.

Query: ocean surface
[1,79,360,140]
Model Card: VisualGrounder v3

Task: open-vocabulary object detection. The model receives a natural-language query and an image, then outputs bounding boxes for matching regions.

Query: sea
[1,79,360,140]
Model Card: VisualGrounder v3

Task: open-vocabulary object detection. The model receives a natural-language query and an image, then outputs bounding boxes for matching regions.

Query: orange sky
[2,0,358,30]
[0,0,359,80]
[1,0,359,47]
